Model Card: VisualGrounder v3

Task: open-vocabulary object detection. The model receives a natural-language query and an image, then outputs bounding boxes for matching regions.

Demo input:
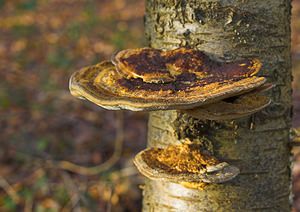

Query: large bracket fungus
[70,48,267,111]
[69,47,272,187]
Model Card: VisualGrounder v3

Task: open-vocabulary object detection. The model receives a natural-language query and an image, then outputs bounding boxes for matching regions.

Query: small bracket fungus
[185,83,273,120]
[70,48,266,111]
[133,143,240,184]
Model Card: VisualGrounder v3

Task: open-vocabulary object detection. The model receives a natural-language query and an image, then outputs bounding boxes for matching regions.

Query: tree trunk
[143,0,292,211]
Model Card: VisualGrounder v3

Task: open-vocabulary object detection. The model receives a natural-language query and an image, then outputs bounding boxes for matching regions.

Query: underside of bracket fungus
[70,48,266,111]
[133,143,240,184]
[185,83,273,120]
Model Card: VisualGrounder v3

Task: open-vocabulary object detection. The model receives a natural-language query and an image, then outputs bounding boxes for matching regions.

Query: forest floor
[0,0,299,211]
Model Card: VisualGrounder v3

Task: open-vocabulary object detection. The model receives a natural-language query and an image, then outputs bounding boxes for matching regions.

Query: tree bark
[143,0,292,211]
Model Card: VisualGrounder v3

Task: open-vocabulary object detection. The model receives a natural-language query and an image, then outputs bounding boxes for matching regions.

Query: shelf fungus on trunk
[184,83,273,120]
[133,143,240,184]
[69,48,267,111]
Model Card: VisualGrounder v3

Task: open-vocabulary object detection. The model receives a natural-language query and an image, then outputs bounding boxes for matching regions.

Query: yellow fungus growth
[180,182,207,190]
[248,58,262,76]
[142,143,219,174]
[134,143,240,183]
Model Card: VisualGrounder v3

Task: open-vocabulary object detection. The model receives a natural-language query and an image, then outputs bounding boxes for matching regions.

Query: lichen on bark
[143,0,292,211]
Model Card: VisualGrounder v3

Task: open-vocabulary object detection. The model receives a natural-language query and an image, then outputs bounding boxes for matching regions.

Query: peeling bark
[143,0,292,211]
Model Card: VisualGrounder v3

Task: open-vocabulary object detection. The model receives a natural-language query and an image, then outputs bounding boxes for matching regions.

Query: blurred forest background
[0,0,299,211]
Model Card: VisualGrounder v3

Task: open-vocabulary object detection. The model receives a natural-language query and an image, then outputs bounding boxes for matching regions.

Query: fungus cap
[70,48,266,111]
[112,48,262,83]
[133,143,240,183]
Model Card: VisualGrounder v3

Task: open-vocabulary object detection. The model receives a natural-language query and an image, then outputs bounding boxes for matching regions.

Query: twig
[61,172,82,212]
[105,186,112,212]
[24,196,33,212]
[47,111,124,176]
[0,176,20,203]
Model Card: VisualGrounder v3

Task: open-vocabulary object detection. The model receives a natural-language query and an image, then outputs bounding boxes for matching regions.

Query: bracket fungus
[185,83,273,120]
[70,48,267,111]
[133,143,240,184]
[69,47,272,186]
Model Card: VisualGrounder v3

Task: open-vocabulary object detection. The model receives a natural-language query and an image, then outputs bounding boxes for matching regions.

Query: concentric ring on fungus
[70,48,266,111]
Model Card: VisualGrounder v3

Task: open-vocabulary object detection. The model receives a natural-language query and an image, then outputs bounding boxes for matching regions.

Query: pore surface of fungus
[185,83,273,120]
[133,143,240,184]
[70,48,266,111]
[185,91,271,120]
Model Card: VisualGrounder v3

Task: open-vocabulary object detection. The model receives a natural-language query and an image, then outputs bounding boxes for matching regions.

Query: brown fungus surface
[113,48,262,83]
[185,91,272,120]
[133,143,240,183]
[69,48,266,111]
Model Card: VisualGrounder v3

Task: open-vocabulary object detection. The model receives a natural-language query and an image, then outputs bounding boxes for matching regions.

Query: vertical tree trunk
[143,0,292,211]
